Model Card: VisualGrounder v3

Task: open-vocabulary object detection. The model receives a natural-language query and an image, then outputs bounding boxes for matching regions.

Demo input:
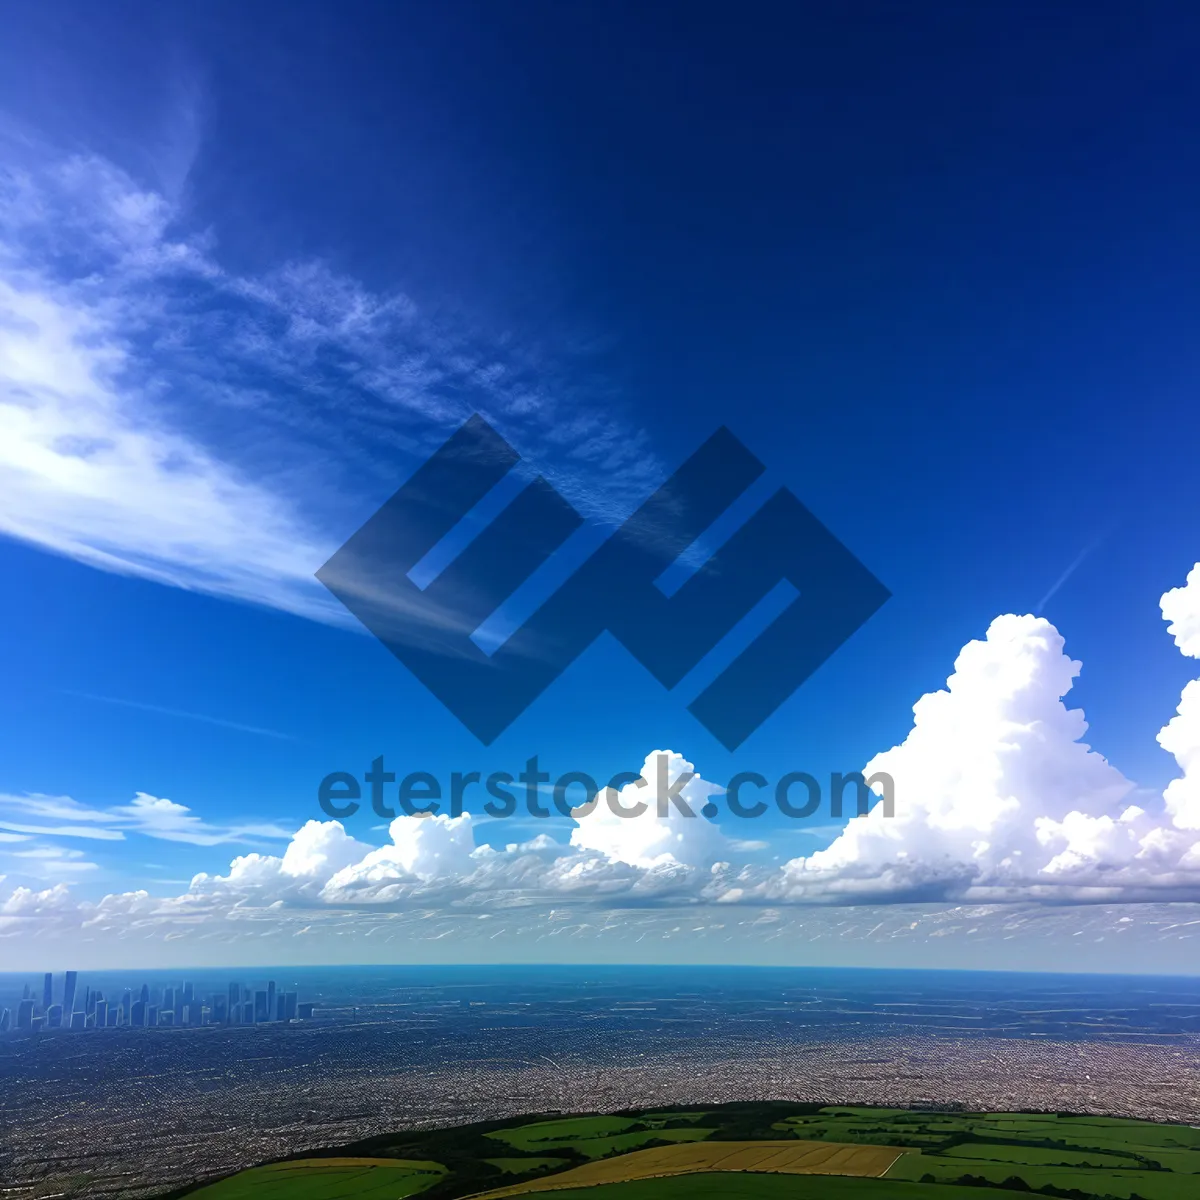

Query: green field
[165,1101,1200,1200]
[938,1143,1137,1168]
[484,1158,569,1175]
[485,1115,715,1158]
[185,1157,446,1200]
[889,1151,1198,1199]
[484,1115,638,1149]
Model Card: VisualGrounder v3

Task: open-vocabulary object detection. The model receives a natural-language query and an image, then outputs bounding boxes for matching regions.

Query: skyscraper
[147,1004,158,1027]
[140,983,150,1004]
[46,1004,63,1029]
[266,980,276,1023]
[253,990,268,1023]
[131,1000,146,1027]
[95,1000,108,1028]
[70,1010,86,1031]
[42,972,53,1011]
[227,981,239,1023]
[62,971,77,1019]
[16,998,34,1030]
[0,1008,10,1032]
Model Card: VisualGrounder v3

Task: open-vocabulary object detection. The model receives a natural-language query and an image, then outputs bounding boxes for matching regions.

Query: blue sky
[2,0,1200,971]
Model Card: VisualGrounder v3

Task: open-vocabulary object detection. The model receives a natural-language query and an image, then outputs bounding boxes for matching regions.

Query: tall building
[0,1008,10,1032]
[0,976,308,1031]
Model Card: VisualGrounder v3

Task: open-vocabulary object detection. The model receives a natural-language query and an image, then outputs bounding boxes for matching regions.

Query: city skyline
[1,968,312,1034]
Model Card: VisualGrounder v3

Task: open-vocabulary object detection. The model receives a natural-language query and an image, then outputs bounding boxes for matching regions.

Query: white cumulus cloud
[773,565,1200,903]
[569,751,726,869]
[1160,565,1200,830]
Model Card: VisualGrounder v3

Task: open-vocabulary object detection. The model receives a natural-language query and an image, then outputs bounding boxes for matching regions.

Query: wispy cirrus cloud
[0,790,293,847]
[0,138,661,633]
[10,845,98,875]
[63,690,295,740]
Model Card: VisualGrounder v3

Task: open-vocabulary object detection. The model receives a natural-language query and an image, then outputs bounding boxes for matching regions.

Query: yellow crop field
[469,1139,904,1200]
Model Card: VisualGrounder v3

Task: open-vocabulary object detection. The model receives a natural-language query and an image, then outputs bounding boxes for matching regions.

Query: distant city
[0,970,316,1033]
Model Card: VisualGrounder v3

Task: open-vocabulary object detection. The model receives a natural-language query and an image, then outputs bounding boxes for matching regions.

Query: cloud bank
[6,570,1200,960]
